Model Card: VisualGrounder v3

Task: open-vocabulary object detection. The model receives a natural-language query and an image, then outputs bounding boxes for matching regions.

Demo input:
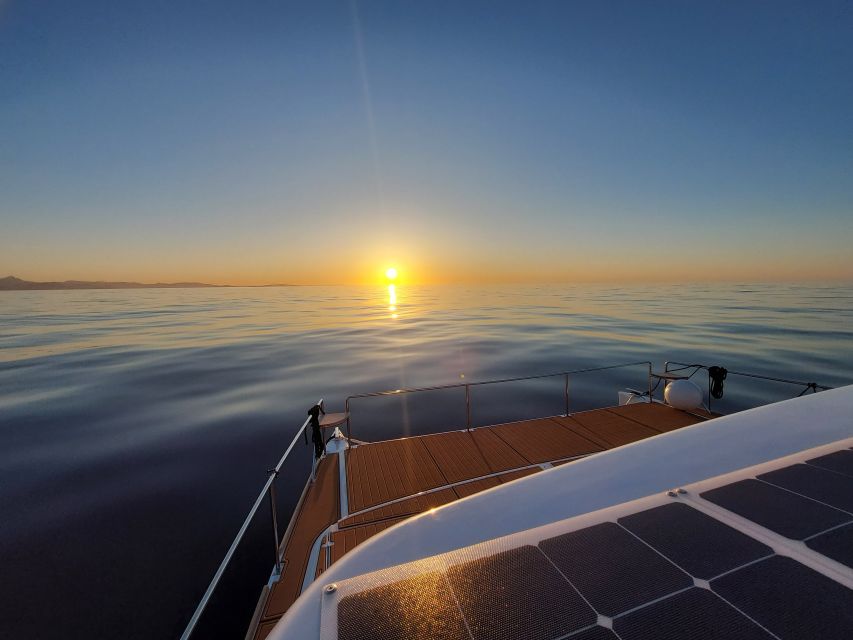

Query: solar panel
[700,478,850,539]
[806,523,853,569]
[566,627,619,640]
[618,502,773,579]
[758,463,853,513]
[445,545,596,640]
[337,571,468,640]
[613,587,774,640]
[806,448,853,477]
[325,440,853,640]
[538,522,692,617]
[712,556,853,640]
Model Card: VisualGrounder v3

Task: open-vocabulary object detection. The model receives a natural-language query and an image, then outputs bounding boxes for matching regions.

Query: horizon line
[3,274,853,290]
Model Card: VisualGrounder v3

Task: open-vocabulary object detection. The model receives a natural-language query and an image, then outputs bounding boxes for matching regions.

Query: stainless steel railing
[179,359,835,638]
[178,397,323,640]
[344,361,654,444]
[663,361,832,412]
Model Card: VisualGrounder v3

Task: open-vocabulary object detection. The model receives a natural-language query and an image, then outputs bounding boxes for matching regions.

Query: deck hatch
[700,478,851,540]
[613,587,774,640]
[805,448,853,478]
[538,522,693,617]
[617,503,773,579]
[711,556,853,640]
[757,463,853,513]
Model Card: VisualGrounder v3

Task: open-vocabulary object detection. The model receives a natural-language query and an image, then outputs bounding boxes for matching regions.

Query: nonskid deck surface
[251,403,712,639]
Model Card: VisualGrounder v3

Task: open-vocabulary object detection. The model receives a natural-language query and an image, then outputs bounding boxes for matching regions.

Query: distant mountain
[0,276,221,291]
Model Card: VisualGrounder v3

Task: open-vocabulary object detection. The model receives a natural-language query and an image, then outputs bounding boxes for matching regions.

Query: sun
[385,267,398,280]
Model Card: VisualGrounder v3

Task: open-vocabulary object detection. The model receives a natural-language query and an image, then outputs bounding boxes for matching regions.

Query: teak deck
[250,402,713,639]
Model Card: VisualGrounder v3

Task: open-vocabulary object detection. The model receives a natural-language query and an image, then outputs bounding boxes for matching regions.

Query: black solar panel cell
[337,571,469,640]
[711,556,853,640]
[618,502,773,579]
[613,587,774,640]
[806,449,853,478]
[564,626,619,640]
[758,463,853,513]
[700,478,850,540]
[445,545,596,640]
[538,522,692,617]
[806,523,853,568]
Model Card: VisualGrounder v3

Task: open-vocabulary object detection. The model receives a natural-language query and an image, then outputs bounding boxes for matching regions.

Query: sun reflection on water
[388,284,398,318]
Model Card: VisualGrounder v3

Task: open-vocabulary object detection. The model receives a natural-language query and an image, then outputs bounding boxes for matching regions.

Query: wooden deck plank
[254,619,278,640]
[371,441,395,505]
[344,447,364,514]
[262,453,339,620]
[554,411,660,448]
[339,487,458,528]
[400,439,431,497]
[453,476,501,499]
[489,418,603,463]
[314,535,328,578]
[364,444,386,506]
[330,528,354,565]
[411,438,449,492]
[419,430,492,483]
[328,517,407,567]
[346,438,447,511]
[256,402,720,632]
[469,426,530,472]
[606,403,706,432]
[354,524,370,545]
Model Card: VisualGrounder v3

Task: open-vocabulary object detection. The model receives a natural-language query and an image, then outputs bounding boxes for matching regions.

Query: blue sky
[2,1,852,283]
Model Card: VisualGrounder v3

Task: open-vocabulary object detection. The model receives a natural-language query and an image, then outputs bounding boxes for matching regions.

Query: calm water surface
[2,283,852,638]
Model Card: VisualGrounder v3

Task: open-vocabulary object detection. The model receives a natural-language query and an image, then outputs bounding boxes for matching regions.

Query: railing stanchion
[465,384,471,429]
[346,362,661,432]
[564,374,570,415]
[267,475,282,574]
[648,363,653,403]
[345,398,352,446]
[707,371,713,414]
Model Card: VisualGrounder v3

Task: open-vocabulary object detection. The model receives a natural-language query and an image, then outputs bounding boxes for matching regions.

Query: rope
[708,366,728,400]
[666,363,704,380]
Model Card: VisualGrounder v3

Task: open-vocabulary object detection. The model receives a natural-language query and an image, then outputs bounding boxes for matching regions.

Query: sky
[1,0,852,285]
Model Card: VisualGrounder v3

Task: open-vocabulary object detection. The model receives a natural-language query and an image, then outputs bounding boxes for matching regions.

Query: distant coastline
[0,276,293,291]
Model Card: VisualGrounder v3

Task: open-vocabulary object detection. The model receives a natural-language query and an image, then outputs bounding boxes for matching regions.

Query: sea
[2,283,852,639]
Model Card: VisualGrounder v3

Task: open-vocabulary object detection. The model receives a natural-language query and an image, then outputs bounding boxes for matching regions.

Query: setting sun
[385,267,398,280]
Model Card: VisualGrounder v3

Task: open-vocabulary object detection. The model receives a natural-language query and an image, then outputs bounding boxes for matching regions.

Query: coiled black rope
[708,366,728,399]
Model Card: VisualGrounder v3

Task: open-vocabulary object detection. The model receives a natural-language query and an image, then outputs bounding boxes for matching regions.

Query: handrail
[344,362,653,443]
[179,358,837,638]
[664,361,832,390]
[179,397,322,640]
[664,361,831,411]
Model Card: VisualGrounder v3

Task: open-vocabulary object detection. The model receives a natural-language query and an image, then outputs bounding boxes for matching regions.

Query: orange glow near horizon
[7,245,853,287]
